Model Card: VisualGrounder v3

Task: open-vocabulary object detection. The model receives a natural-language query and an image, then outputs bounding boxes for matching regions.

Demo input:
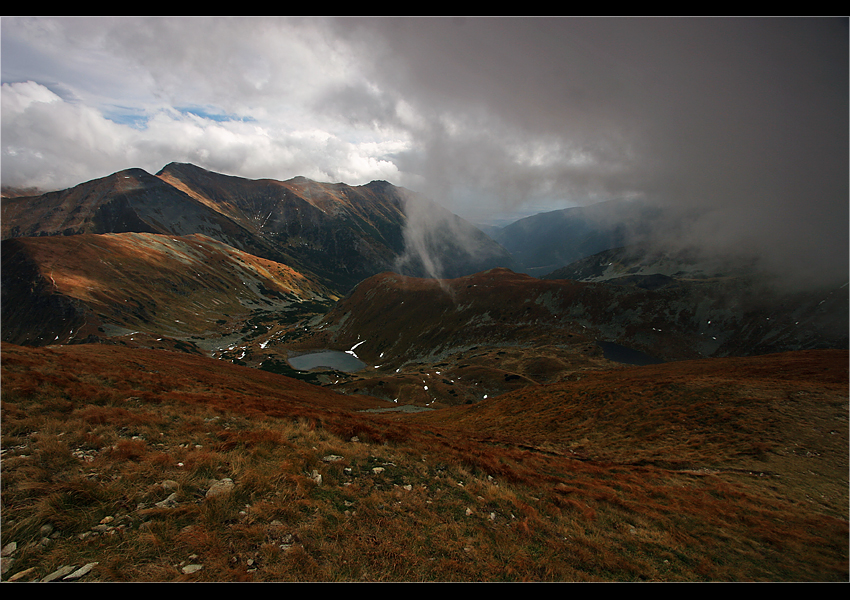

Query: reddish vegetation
[308,268,848,371]
[2,342,846,581]
[409,349,849,466]
[0,342,390,414]
[2,163,846,581]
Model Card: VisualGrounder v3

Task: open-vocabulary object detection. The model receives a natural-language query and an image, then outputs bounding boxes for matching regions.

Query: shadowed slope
[303,268,848,371]
[407,349,848,469]
[1,233,336,348]
[157,162,514,290]
[1,163,514,295]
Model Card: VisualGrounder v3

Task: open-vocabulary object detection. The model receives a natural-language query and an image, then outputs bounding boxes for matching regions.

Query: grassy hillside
[1,232,337,348]
[2,343,846,582]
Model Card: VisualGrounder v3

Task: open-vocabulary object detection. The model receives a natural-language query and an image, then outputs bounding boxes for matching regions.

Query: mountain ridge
[489,198,668,275]
[2,163,515,293]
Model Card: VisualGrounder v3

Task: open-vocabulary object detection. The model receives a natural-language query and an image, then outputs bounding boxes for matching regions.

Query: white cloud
[1,80,62,112]
[1,77,412,191]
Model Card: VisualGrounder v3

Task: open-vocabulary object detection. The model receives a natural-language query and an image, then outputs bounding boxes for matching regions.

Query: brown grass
[1,343,847,582]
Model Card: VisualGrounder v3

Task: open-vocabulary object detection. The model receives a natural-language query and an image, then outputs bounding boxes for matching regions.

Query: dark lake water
[596,341,663,366]
[287,350,366,372]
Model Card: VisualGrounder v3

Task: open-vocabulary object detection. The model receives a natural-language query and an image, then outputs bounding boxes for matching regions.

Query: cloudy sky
[2,17,848,282]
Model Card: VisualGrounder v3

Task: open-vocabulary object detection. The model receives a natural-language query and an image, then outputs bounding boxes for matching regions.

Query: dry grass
[1,343,847,582]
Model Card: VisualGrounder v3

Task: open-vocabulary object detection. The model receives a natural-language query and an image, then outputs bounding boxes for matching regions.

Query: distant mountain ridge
[4,162,845,379]
[1,163,514,293]
[490,198,666,276]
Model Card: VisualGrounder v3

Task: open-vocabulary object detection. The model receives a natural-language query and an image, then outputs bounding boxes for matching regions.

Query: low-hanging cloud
[320,17,848,286]
[2,17,847,287]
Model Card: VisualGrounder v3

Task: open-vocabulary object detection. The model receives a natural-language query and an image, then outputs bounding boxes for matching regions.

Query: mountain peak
[111,167,154,179]
[156,162,213,178]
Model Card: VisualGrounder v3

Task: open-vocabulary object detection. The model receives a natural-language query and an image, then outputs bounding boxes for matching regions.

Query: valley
[1,164,847,582]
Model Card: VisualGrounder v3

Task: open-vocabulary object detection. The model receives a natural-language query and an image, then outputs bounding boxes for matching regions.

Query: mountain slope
[299,267,848,375]
[1,168,252,243]
[2,342,846,581]
[2,163,514,293]
[157,162,514,286]
[407,348,848,470]
[543,243,762,283]
[0,232,337,349]
[155,163,408,290]
[0,167,303,278]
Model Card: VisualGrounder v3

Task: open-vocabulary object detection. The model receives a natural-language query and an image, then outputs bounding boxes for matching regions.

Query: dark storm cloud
[320,17,849,285]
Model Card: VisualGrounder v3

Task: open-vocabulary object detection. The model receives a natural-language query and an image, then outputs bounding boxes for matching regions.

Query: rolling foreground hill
[0,342,846,581]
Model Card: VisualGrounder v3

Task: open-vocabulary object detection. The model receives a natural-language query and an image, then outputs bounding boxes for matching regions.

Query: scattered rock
[205,478,234,498]
[322,455,344,462]
[310,470,323,485]
[63,562,98,580]
[279,533,295,551]
[155,492,179,508]
[7,566,37,582]
[182,564,203,574]
[42,564,77,582]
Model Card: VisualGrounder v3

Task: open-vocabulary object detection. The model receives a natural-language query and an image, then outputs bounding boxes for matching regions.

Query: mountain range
[2,162,513,294]
[1,162,847,582]
[3,163,845,375]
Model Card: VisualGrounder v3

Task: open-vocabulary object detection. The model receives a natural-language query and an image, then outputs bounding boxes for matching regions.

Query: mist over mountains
[2,163,846,368]
[2,162,848,583]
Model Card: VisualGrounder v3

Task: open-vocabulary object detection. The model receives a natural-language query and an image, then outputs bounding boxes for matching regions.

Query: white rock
[64,562,98,580]
[42,565,76,582]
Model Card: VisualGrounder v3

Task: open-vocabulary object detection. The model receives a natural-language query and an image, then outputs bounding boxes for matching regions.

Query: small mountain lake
[287,350,366,372]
